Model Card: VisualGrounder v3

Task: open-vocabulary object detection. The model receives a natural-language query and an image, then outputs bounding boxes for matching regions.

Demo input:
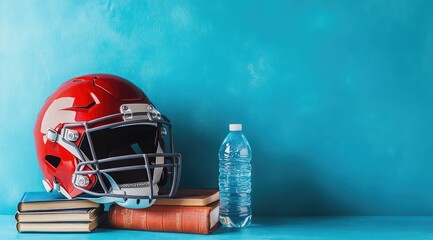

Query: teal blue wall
[1,0,433,215]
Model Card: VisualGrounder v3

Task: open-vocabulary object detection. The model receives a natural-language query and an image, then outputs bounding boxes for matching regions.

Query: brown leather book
[108,201,220,234]
[154,188,219,206]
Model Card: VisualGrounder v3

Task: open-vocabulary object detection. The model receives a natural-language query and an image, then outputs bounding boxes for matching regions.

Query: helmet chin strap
[77,173,157,208]
[77,144,165,209]
[106,173,157,209]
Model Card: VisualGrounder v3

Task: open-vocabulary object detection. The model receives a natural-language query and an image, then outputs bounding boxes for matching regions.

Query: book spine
[108,205,212,234]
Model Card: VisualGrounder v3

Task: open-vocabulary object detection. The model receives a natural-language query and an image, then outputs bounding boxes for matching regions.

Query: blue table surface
[3,215,433,239]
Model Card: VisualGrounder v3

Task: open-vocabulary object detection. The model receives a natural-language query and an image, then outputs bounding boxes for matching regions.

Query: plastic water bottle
[218,124,252,228]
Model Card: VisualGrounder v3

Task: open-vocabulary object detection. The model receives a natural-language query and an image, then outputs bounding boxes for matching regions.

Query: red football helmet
[34,74,181,208]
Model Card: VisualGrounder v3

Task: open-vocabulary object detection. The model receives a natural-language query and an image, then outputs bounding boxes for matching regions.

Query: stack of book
[16,192,103,233]
[108,188,220,234]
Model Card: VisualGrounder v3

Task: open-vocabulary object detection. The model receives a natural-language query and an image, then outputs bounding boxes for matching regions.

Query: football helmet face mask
[34,74,181,208]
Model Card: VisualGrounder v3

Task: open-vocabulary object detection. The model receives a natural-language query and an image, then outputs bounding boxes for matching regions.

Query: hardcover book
[108,201,220,234]
[16,215,101,233]
[17,192,100,212]
[15,206,102,223]
[154,188,219,206]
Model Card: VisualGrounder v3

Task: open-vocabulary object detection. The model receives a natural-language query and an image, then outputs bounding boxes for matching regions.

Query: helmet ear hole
[44,155,61,168]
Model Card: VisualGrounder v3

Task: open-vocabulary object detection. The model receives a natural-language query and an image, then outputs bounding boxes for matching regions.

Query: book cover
[17,192,100,212]
[15,206,102,223]
[154,188,219,206]
[108,201,220,234]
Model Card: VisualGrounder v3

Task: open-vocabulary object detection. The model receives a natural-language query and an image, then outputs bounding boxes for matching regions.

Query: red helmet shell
[34,74,153,198]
